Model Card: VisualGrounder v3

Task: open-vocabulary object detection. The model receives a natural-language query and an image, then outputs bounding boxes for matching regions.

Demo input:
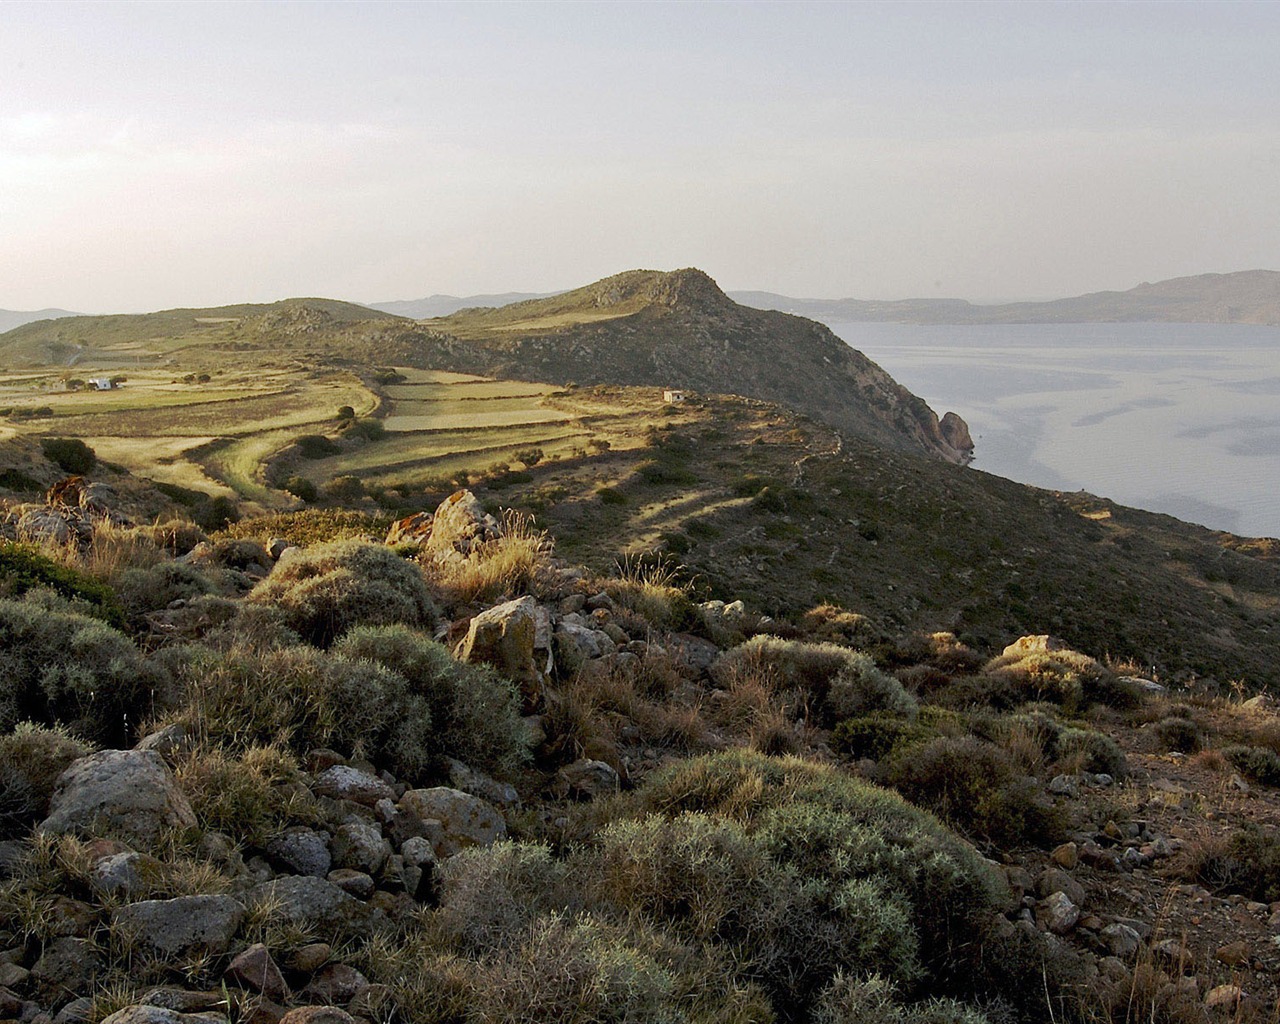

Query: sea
[821,321,1280,540]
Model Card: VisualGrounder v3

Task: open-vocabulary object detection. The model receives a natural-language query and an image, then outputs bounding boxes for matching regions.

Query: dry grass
[425,508,555,607]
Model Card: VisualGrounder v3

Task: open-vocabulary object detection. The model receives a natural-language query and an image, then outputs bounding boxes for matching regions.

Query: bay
[821,321,1280,539]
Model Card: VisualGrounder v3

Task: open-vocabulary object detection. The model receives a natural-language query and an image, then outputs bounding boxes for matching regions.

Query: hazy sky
[3,1,1279,312]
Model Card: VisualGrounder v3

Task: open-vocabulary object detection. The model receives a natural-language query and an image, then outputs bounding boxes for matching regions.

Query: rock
[47,897,96,938]
[277,1008,356,1024]
[112,895,245,958]
[329,821,389,876]
[102,1009,227,1024]
[225,944,289,1003]
[1002,635,1067,658]
[1100,923,1142,958]
[0,963,28,988]
[1050,842,1079,869]
[284,943,331,974]
[0,986,23,1018]
[30,938,100,1003]
[668,633,721,675]
[422,491,502,564]
[1216,940,1250,966]
[266,538,290,560]
[555,759,620,800]
[1152,938,1190,963]
[249,877,379,938]
[1205,984,1244,1010]
[456,596,540,696]
[326,869,375,900]
[311,767,395,807]
[939,411,974,453]
[40,750,197,846]
[400,836,437,870]
[1037,891,1080,935]
[1124,676,1167,694]
[1048,775,1080,798]
[266,828,332,878]
[445,760,520,810]
[398,787,506,857]
[138,990,228,1013]
[16,508,75,546]
[384,512,434,547]
[135,725,195,759]
[52,996,92,1024]
[91,851,166,898]
[1036,868,1085,908]
[300,964,368,1005]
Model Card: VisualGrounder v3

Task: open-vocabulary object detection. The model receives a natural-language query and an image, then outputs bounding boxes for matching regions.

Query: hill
[0,308,81,334]
[393,269,974,463]
[0,270,974,464]
[734,268,1280,325]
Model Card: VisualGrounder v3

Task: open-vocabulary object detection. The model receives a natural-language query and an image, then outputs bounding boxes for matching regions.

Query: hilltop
[735,268,1280,325]
[366,291,557,319]
[0,308,81,334]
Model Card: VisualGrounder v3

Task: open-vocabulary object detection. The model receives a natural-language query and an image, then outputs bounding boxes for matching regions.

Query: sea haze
[821,321,1280,539]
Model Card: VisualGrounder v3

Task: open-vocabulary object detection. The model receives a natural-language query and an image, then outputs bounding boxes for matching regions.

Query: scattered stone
[102,1009,227,1024]
[456,596,541,696]
[138,989,228,1013]
[40,750,197,846]
[555,759,620,800]
[1205,984,1244,1010]
[277,1008,356,1024]
[112,895,245,958]
[1037,891,1079,935]
[446,760,520,810]
[1002,635,1067,658]
[326,869,375,900]
[329,821,389,876]
[91,851,166,898]
[1152,938,1190,963]
[384,512,434,547]
[1100,923,1142,958]
[422,491,502,565]
[30,938,100,1003]
[0,963,28,988]
[249,877,378,938]
[311,767,395,807]
[398,787,506,857]
[1036,868,1085,908]
[1216,940,1250,966]
[1050,842,1079,869]
[135,725,195,759]
[225,944,289,1003]
[301,964,368,1006]
[266,828,332,879]
[52,995,92,1024]
[1048,775,1079,798]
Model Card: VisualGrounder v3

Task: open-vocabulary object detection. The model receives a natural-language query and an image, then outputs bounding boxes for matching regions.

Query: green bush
[814,973,991,1024]
[247,540,438,647]
[597,486,627,506]
[345,419,385,442]
[193,495,240,532]
[712,636,916,726]
[222,509,393,547]
[1223,745,1280,787]
[1056,727,1127,778]
[296,434,340,459]
[983,648,1139,713]
[283,475,318,502]
[0,542,123,625]
[334,624,527,779]
[888,737,1063,847]
[0,597,166,745]
[323,475,365,501]
[172,644,436,781]
[831,714,929,762]
[40,437,96,474]
[0,723,93,838]
[114,561,216,622]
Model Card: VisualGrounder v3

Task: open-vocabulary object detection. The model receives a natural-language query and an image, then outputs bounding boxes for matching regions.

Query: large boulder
[311,766,395,807]
[102,1009,227,1024]
[398,787,506,857]
[112,895,245,957]
[1001,635,1068,658]
[385,512,434,547]
[422,490,502,565]
[456,596,541,694]
[41,750,197,846]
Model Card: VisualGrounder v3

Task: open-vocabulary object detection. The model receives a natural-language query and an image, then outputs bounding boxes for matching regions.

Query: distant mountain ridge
[731,269,1280,325]
[367,292,559,319]
[0,308,81,333]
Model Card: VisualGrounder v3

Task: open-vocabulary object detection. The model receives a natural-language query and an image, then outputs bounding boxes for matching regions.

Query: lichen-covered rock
[329,820,389,876]
[422,490,501,565]
[385,512,433,547]
[398,787,505,857]
[266,827,332,878]
[456,596,539,691]
[1001,635,1068,658]
[102,1009,227,1024]
[225,944,289,1003]
[249,876,380,938]
[277,1007,356,1024]
[555,759,620,800]
[112,895,245,957]
[311,766,395,807]
[91,851,167,898]
[41,750,197,846]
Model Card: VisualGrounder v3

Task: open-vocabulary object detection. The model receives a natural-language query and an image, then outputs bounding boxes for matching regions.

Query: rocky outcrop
[422,490,502,564]
[398,787,506,857]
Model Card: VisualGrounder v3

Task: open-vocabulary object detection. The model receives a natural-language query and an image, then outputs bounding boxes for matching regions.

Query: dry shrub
[799,604,879,646]
[0,723,92,838]
[247,539,439,647]
[221,508,393,547]
[712,636,915,727]
[604,556,695,632]
[426,509,555,608]
[176,744,318,847]
[982,647,1140,712]
[1188,748,1227,773]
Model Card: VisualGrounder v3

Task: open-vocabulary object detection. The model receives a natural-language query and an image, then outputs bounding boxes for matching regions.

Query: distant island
[0,307,81,333]
[729,269,1280,325]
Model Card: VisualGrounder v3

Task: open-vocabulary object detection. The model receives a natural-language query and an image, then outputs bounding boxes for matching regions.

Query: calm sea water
[821,321,1280,539]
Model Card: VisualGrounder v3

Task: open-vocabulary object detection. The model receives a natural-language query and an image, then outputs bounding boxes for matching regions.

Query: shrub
[0,597,166,745]
[40,437,96,474]
[424,509,554,608]
[193,495,240,532]
[172,644,436,781]
[345,419,385,442]
[0,541,123,624]
[296,434,340,459]
[334,624,527,778]
[1055,727,1128,778]
[0,723,92,838]
[1189,826,1280,903]
[596,486,627,506]
[983,647,1139,712]
[283,475,318,503]
[176,744,318,847]
[712,636,915,726]
[888,737,1063,847]
[247,540,438,647]
[1222,744,1280,786]
[114,561,217,622]
[1155,716,1202,753]
[604,557,695,631]
[813,973,991,1024]
[336,405,356,420]
[322,475,364,501]
[222,509,393,547]
[515,447,544,467]
[831,714,929,762]
[800,604,879,646]
[623,751,1006,984]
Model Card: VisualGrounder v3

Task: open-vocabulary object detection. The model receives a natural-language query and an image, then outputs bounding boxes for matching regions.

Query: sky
[2,0,1280,313]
